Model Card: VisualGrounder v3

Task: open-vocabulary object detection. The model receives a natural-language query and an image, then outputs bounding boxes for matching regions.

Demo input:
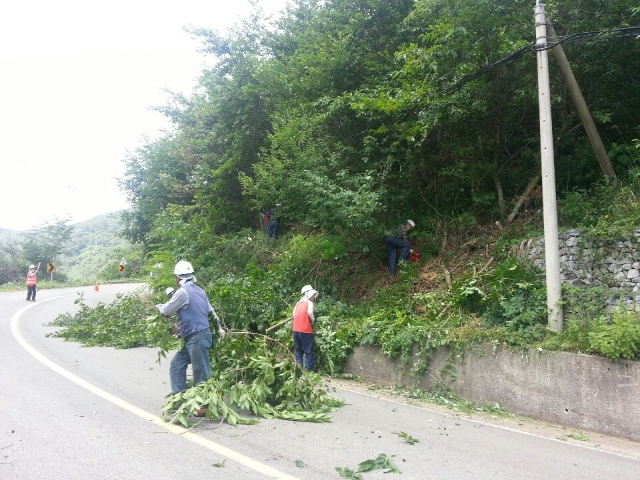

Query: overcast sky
[0,0,289,232]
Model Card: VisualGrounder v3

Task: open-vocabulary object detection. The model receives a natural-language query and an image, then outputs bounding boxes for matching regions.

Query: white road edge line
[11,296,299,480]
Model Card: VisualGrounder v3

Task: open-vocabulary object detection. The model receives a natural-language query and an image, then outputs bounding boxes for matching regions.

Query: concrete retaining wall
[345,344,640,441]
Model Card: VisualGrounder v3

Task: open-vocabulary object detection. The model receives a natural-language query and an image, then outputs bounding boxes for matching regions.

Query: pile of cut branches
[49,291,343,427]
[164,332,343,427]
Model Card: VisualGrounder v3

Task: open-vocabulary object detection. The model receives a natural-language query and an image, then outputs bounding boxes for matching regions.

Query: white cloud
[0,0,289,231]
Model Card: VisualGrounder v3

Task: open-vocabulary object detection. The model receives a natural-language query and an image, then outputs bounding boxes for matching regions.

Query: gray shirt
[156,279,220,325]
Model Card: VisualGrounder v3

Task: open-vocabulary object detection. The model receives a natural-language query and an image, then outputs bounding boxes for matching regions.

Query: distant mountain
[62,211,144,281]
[66,212,129,256]
[0,227,22,239]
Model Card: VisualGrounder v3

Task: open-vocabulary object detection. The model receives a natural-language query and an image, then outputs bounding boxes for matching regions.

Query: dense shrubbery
[51,169,640,397]
[48,187,640,428]
[44,2,640,425]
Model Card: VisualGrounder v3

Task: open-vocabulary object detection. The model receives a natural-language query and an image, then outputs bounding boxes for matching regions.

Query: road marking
[11,297,299,480]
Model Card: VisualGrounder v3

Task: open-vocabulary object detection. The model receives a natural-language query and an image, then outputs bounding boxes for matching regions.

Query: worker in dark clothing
[265,204,281,239]
[384,220,416,275]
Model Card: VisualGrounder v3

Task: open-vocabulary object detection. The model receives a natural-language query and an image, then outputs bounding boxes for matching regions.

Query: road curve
[1,284,639,479]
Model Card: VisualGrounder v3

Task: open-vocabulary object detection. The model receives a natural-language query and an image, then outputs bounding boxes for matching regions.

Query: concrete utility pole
[546,21,617,182]
[535,1,563,332]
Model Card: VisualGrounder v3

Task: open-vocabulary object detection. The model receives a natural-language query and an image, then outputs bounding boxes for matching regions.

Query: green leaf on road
[356,454,401,474]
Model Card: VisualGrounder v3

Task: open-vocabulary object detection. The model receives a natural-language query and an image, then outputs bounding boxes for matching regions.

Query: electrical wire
[342,25,638,144]
[442,26,640,95]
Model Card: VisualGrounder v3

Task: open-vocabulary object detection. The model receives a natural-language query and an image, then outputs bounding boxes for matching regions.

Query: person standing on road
[384,220,416,275]
[292,284,318,371]
[26,264,38,302]
[156,260,223,415]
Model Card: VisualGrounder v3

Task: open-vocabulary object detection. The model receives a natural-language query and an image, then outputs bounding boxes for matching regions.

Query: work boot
[194,406,208,417]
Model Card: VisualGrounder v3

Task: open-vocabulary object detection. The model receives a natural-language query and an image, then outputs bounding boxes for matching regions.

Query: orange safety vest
[292,300,313,334]
[26,272,37,286]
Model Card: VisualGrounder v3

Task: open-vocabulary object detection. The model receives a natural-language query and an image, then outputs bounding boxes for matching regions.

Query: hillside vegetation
[114,0,640,361]
[54,0,640,375]
[45,0,640,423]
[61,213,145,282]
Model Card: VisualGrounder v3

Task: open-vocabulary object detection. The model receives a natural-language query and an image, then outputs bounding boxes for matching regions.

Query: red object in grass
[410,251,421,262]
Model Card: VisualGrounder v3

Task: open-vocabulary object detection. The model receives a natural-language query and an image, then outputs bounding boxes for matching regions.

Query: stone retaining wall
[520,229,640,312]
[345,344,640,441]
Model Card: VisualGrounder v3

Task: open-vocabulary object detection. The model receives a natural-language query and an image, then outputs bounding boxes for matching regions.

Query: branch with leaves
[163,332,344,427]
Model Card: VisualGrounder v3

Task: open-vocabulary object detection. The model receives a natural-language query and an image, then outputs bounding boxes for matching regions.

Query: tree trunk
[506,176,540,224]
[493,165,505,219]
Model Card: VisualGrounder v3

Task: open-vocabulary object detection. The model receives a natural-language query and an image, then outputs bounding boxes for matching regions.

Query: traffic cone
[94,281,99,292]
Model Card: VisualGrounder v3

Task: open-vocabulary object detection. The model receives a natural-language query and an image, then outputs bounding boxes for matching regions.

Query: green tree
[21,217,74,274]
[118,0,640,262]
[0,235,22,284]
[241,0,417,233]
[119,135,195,244]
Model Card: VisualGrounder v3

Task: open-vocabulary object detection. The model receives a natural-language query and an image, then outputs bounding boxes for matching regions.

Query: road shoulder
[326,376,640,461]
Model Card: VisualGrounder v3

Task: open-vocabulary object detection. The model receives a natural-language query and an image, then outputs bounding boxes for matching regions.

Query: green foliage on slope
[42,2,640,429]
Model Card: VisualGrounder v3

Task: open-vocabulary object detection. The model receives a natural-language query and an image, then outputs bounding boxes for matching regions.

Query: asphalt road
[1,284,639,479]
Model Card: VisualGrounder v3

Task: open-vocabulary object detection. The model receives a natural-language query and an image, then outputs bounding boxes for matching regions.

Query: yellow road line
[11,297,299,480]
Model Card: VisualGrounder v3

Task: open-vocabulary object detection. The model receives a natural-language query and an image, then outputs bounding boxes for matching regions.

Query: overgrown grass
[541,311,640,361]
[42,167,640,428]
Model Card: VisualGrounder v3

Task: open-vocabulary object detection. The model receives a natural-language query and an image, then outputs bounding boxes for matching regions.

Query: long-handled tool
[265,317,291,333]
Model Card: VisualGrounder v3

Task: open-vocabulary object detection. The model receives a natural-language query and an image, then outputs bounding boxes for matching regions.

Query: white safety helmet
[301,284,313,295]
[173,260,194,275]
[406,220,416,228]
[165,287,176,297]
[29,264,36,269]
[305,288,319,300]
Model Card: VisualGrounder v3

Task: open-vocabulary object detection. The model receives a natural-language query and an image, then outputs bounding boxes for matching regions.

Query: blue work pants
[169,329,213,394]
[268,220,279,238]
[293,331,315,371]
[385,236,411,274]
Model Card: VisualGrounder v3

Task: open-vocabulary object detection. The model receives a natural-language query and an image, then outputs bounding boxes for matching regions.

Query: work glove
[218,326,226,339]
[172,322,181,338]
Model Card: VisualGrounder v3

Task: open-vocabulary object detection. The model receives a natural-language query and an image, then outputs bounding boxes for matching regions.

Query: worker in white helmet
[26,264,38,302]
[384,220,416,275]
[292,285,319,371]
[156,260,223,416]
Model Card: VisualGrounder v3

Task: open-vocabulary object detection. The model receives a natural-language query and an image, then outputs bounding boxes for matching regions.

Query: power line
[341,25,639,146]
[535,25,640,50]
[441,26,640,95]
